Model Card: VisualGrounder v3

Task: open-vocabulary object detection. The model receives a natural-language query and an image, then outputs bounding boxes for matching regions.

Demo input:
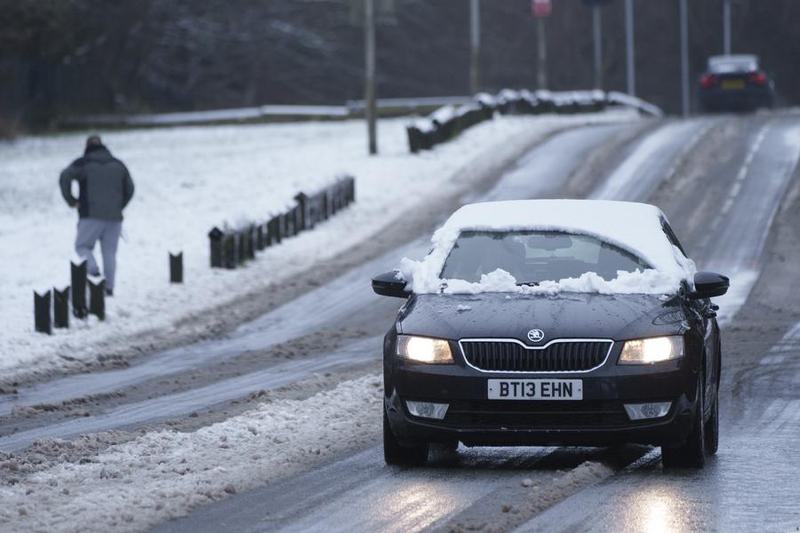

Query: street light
[581,0,613,91]
[365,0,377,155]
[470,0,480,94]
[680,0,689,116]
[723,0,731,55]
[625,0,635,96]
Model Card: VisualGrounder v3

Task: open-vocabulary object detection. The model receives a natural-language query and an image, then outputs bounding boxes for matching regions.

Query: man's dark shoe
[105,289,114,297]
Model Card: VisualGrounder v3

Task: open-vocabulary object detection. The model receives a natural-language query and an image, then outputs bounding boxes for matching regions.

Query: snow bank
[399,199,695,296]
[0,375,383,533]
[0,112,637,378]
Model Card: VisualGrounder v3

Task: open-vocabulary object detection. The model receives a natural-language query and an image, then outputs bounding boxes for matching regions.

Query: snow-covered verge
[0,375,383,533]
[399,199,696,296]
[0,111,638,380]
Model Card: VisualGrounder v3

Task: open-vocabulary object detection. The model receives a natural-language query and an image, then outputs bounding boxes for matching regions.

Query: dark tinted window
[440,230,652,284]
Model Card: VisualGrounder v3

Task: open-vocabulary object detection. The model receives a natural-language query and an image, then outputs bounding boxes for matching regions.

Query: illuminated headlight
[624,402,672,420]
[618,336,684,365]
[406,401,449,420]
[396,335,454,364]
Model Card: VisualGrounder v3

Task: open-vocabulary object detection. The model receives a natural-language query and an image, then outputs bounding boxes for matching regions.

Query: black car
[698,54,774,112]
[372,200,729,469]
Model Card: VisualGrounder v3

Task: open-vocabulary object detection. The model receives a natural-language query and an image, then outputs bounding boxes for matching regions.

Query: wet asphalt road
[3,111,800,532]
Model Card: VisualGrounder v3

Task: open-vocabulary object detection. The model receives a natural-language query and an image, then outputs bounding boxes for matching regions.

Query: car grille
[443,400,629,430]
[460,340,612,372]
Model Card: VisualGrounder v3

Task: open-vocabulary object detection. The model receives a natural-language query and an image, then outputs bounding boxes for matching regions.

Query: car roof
[437,199,690,279]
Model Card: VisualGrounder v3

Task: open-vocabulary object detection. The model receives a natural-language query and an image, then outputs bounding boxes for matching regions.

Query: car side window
[661,220,687,256]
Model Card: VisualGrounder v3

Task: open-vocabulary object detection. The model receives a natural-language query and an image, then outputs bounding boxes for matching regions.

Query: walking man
[59,135,134,296]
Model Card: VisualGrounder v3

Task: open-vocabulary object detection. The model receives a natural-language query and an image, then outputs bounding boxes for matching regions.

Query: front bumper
[385,355,698,447]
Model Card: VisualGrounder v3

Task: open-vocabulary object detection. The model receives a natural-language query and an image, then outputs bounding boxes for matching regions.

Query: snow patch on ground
[0,111,637,379]
[0,374,383,533]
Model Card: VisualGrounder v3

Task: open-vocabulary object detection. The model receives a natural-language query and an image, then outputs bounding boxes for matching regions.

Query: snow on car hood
[398,199,696,296]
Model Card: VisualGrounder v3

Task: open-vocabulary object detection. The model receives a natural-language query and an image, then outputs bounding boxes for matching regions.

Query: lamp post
[723,0,731,55]
[470,0,480,94]
[625,0,635,96]
[365,0,377,155]
[680,0,689,116]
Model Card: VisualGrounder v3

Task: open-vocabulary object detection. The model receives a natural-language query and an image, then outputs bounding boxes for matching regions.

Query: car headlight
[396,335,454,364]
[618,336,684,365]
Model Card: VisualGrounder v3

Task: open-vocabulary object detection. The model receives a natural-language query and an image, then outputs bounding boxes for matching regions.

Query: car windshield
[440,230,652,284]
[709,56,758,73]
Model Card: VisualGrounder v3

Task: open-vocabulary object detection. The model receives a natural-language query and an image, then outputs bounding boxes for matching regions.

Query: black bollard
[208,227,224,268]
[291,205,303,236]
[236,230,247,265]
[53,287,70,329]
[169,252,183,283]
[270,215,282,244]
[321,191,330,220]
[88,278,105,321]
[34,290,52,335]
[256,224,266,251]
[262,221,272,248]
[294,193,310,231]
[71,260,88,319]
[346,175,356,204]
[284,210,294,238]
[246,226,256,259]
[223,233,237,269]
[330,185,339,216]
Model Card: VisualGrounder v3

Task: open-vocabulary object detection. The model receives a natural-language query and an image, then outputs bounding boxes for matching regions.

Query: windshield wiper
[515,281,540,287]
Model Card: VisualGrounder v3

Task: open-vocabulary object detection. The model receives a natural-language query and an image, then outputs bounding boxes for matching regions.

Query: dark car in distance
[698,54,774,112]
[372,200,729,469]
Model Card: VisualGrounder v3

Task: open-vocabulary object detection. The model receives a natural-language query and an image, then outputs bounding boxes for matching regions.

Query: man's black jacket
[59,145,135,220]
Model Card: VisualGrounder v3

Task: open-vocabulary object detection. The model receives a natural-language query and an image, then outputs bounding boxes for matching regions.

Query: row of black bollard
[34,251,184,335]
[208,175,356,270]
[35,260,104,334]
[406,89,662,153]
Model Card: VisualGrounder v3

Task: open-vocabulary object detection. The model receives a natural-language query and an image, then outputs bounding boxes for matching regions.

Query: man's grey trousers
[75,218,122,291]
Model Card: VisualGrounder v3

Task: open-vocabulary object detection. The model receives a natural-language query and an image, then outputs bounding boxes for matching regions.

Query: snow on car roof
[708,55,759,72]
[399,199,696,296]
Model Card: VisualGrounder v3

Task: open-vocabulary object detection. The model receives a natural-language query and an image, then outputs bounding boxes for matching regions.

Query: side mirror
[372,271,411,299]
[689,271,729,300]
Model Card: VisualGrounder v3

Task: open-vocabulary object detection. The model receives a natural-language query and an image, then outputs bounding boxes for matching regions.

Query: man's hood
[397,292,689,343]
[84,145,113,161]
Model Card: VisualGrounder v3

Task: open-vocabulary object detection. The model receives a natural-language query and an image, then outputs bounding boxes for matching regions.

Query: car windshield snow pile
[441,230,651,284]
[398,200,696,296]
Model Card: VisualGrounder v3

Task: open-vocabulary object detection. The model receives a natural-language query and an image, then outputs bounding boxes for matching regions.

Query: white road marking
[718,124,769,218]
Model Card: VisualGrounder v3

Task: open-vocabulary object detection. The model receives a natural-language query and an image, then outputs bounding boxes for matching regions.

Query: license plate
[721,79,745,90]
[487,379,583,400]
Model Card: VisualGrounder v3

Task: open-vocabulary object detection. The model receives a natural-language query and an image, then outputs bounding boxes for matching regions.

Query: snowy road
[3,111,800,532]
[154,112,800,533]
